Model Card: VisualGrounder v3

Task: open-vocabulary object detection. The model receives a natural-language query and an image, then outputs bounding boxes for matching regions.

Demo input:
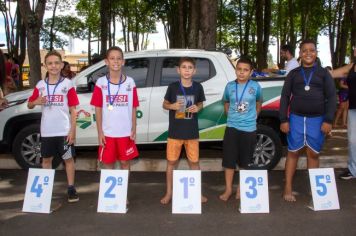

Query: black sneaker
[67,187,79,203]
[339,170,355,180]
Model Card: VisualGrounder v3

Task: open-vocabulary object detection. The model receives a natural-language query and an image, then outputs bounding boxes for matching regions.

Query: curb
[0,154,348,171]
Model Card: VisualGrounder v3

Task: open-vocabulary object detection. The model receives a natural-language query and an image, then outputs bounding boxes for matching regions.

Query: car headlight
[0,99,27,112]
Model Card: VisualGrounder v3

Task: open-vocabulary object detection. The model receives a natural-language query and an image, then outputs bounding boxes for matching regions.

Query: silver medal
[305,85,310,91]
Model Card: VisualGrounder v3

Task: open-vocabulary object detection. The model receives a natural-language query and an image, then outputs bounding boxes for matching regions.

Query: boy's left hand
[186,104,200,113]
[321,122,332,134]
[66,130,76,145]
[130,129,136,140]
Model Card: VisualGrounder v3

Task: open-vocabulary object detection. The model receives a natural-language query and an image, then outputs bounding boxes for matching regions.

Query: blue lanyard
[46,77,63,101]
[106,73,123,106]
[235,80,250,105]
[300,64,316,87]
[179,81,194,104]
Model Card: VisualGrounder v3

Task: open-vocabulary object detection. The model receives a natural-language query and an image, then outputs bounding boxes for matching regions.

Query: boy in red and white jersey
[90,46,139,170]
[28,51,80,203]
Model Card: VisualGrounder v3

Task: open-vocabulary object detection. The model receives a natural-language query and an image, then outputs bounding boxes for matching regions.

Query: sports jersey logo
[249,87,256,95]
[47,95,64,102]
[61,87,68,94]
[101,85,108,90]
[126,84,132,91]
[105,95,128,103]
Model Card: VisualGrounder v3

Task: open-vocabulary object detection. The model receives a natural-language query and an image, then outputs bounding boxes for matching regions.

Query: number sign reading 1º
[97,169,129,214]
[23,168,55,214]
[172,170,201,214]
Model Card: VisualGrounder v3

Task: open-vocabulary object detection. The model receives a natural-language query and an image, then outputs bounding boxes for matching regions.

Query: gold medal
[108,105,113,111]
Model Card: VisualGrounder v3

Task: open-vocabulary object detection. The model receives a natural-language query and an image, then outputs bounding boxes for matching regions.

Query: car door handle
[205,92,220,96]
[139,98,147,102]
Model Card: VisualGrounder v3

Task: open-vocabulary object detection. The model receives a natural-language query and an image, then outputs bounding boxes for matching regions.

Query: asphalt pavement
[1,169,356,236]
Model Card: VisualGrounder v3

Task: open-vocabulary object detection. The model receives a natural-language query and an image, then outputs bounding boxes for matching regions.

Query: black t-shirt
[347,64,356,110]
[164,81,206,139]
[279,65,337,123]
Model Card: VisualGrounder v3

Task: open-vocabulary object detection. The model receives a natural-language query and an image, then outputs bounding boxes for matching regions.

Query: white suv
[0,49,285,169]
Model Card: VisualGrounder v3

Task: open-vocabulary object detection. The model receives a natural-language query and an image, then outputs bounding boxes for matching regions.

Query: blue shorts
[287,114,325,153]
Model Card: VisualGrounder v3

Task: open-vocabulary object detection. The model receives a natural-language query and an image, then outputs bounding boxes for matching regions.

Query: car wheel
[250,124,282,170]
[12,124,62,170]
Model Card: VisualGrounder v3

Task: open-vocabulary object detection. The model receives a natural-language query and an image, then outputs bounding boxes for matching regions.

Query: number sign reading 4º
[23,168,55,214]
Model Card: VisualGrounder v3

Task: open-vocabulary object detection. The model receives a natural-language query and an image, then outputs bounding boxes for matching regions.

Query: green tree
[76,0,100,63]
[40,15,86,50]
[18,0,46,88]
[45,0,73,51]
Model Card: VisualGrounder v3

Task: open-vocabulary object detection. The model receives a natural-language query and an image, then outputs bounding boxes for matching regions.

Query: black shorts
[41,136,75,160]
[222,127,256,169]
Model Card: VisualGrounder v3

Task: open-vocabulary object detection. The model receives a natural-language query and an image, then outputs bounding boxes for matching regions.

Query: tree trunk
[187,0,199,48]
[243,0,252,56]
[351,0,356,61]
[88,29,92,64]
[288,0,296,48]
[238,0,243,54]
[255,0,264,70]
[100,0,109,57]
[112,14,116,47]
[335,1,344,67]
[18,0,46,88]
[178,0,186,48]
[327,0,337,68]
[199,0,217,49]
[49,0,59,51]
[262,0,271,69]
[338,0,352,66]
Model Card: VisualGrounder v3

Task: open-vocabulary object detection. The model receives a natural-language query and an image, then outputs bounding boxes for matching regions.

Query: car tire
[249,124,283,170]
[12,124,62,170]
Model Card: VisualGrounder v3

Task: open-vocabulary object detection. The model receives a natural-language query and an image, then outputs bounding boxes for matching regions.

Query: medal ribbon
[179,81,194,106]
[300,64,316,89]
[46,77,63,106]
[235,80,250,106]
[107,73,123,107]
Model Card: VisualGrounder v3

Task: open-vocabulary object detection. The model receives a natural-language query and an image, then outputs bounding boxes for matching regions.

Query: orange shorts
[98,136,138,164]
[166,138,199,163]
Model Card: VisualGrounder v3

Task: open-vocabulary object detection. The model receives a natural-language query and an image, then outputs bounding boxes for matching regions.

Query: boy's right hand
[98,132,106,147]
[171,100,184,110]
[280,122,289,133]
[33,96,47,106]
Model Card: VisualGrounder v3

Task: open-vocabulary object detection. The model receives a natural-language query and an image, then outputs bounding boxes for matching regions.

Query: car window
[123,58,149,88]
[160,57,215,86]
[87,58,149,89]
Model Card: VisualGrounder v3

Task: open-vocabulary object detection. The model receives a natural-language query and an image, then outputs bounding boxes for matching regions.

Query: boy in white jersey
[28,51,80,203]
[90,46,139,170]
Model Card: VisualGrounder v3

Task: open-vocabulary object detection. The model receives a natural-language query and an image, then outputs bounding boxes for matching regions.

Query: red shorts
[98,136,138,164]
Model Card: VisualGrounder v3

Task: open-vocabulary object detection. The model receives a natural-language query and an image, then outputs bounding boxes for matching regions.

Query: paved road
[1,169,356,236]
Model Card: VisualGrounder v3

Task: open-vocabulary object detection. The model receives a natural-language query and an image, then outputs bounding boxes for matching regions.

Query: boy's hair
[281,44,294,56]
[44,50,62,63]
[299,39,317,50]
[178,57,196,67]
[106,46,124,59]
[236,56,254,70]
